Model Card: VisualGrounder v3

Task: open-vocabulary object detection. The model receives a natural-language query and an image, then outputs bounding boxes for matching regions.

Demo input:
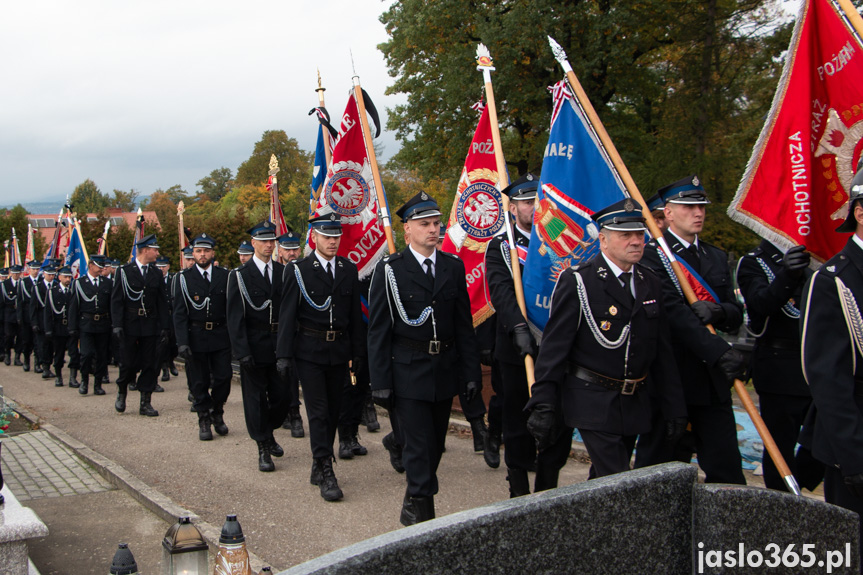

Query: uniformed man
[226,221,288,472]
[17,262,42,373]
[69,255,113,395]
[110,235,170,416]
[639,176,747,484]
[181,246,195,270]
[526,198,687,479]
[44,265,76,386]
[800,169,863,564]
[277,214,364,501]
[737,240,822,492]
[173,233,232,441]
[237,241,254,267]
[32,264,56,380]
[486,174,572,494]
[368,192,481,525]
[106,259,122,372]
[155,255,177,385]
[275,229,306,439]
[2,265,22,366]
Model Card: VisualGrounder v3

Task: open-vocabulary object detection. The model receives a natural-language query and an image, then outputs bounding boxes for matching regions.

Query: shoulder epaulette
[820,256,850,276]
[382,253,402,263]
[439,251,460,260]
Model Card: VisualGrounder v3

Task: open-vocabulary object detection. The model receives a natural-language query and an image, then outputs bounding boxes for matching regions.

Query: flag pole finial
[316,68,325,95]
[547,36,573,74]
[268,154,280,177]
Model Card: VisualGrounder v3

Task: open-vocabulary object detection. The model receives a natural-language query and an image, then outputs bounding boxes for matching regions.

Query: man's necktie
[619,272,634,305]
[424,258,434,282]
[263,265,271,289]
[203,270,209,283]
[326,261,333,280]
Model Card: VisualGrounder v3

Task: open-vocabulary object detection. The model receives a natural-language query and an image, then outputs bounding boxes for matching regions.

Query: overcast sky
[0,0,401,206]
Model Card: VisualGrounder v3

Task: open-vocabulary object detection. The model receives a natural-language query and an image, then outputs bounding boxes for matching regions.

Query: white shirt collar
[668,228,698,250]
[600,253,636,294]
[853,234,863,252]
[515,224,531,239]
[409,244,436,270]
[196,264,213,278]
[252,255,271,277]
[88,273,99,283]
[314,250,335,270]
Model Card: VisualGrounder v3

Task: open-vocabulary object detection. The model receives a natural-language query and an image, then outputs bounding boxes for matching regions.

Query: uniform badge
[692,176,700,186]
[194,295,200,301]
[624,199,635,212]
[827,265,836,272]
[609,305,618,316]
[421,192,429,200]
[600,320,611,331]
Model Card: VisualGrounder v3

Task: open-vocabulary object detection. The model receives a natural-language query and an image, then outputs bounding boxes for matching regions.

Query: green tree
[196,167,234,202]
[110,189,141,211]
[0,205,38,262]
[70,179,110,214]
[235,130,313,191]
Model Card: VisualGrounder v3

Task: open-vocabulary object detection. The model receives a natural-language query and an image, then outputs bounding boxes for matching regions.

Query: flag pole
[352,74,396,254]
[316,70,333,168]
[476,44,536,391]
[548,35,801,496]
[177,201,186,264]
[100,220,110,256]
[833,0,863,47]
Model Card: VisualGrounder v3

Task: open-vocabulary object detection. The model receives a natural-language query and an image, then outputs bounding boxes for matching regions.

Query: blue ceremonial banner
[310,122,328,215]
[65,223,89,279]
[523,81,626,333]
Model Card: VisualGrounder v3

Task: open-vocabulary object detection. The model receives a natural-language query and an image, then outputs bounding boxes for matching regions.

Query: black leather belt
[757,338,798,351]
[567,363,646,395]
[83,312,109,321]
[126,307,154,317]
[248,319,279,333]
[393,335,454,355]
[300,324,343,342]
[191,320,224,331]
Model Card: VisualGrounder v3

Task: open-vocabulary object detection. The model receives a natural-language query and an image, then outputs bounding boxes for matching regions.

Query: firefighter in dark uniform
[275,230,306,439]
[69,255,113,395]
[527,198,687,479]
[17,261,41,373]
[2,265,22,366]
[278,214,364,501]
[368,192,481,525]
[639,176,747,484]
[155,255,177,387]
[800,169,863,564]
[173,233,232,441]
[226,221,288,473]
[0,268,6,363]
[44,265,76,386]
[111,235,170,416]
[486,174,572,494]
[237,241,254,267]
[737,240,822,492]
[33,264,56,379]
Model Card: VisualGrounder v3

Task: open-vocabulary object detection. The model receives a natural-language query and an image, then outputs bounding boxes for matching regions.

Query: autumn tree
[110,189,141,211]
[70,179,110,214]
[196,167,234,202]
[235,130,313,191]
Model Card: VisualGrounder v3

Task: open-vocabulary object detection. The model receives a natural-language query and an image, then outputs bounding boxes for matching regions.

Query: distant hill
[2,197,152,215]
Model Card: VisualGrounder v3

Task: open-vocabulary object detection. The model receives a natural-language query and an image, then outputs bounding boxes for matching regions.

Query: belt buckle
[326,330,336,342]
[270,322,279,333]
[62,319,67,325]
[428,340,441,355]
[93,314,101,321]
[205,321,214,330]
[621,379,637,395]
[138,308,147,316]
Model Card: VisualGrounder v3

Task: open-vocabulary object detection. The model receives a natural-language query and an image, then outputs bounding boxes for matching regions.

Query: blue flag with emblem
[65,222,89,279]
[310,122,328,216]
[523,80,626,333]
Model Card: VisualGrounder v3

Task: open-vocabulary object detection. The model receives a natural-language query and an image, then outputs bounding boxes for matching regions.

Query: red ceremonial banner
[728,0,863,262]
[309,92,387,279]
[441,103,504,326]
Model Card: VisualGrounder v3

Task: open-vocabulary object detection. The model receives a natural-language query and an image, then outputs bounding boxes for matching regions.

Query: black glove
[67,330,77,338]
[32,325,41,334]
[44,331,53,338]
[350,356,363,375]
[844,473,863,500]
[464,380,481,404]
[372,389,394,411]
[665,417,688,443]
[511,324,538,359]
[479,349,494,367]
[715,347,747,386]
[276,358,291,379]
[158,329,169,347]
[239,355,256,369]
[178,345,192,361]
[783,244,810,279]
[690,300,727,326]
[527,403,559,452]
[112,327,124,340]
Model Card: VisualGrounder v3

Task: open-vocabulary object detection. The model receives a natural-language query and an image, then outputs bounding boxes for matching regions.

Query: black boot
[507,468,531,498]
[68,368,80,388]
[139,392,159,417]
[284,406,304,438]
[102,374,110,384]
[169,361,178,376]
[317,457,343,501]
[399,490,417,526]
[14,353,22,366]
[211,406,229,436]
[198,412,213,441]
[483,427,501,469]
[161,366,170,382]
[349,425,368,456]
[34,361,42,374]
[310,458,323,485]
[154,382,165,392]
[338,427,354,460]
[128,381,137,391]
[469,418,488,452]
[3,351,10,365]
[382,432,405,473]
[267,438,283,457]
[257,441,275,472]
[412,496,435,522]
[362,393,380,432]
[93,381,105,396]
[22,355,30,372]
[41,364,53,379]
[78,376,89,395]
[534,463,561,493]
[54,369,64,387]
[115,388,127,413]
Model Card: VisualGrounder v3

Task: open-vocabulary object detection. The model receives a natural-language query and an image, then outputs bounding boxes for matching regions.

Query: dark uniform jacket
[367,248,481,402]
[641,230,743,406]
[110,263,169,337]
[800,237,863,475]
[485,227,534,366]
[172,265,229,353]
[277,255,365,365]
[69,274,113,334]
[30,279,51,331]
[17,276,38,326]
[526,255,686,435]
[1,279,19,324]
[226,259,284,365]
[44,283,73,337]
[737,240,810,397]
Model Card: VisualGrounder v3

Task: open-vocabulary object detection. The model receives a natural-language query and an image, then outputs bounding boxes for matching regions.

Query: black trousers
[18,321,33,358]
[32,329,44,365]
[51,336,69,371]
[117,334,158,393]
[396,396,453,498]
[80,331,110,382]
[187,348,232,413]
[459,385,486,422]
[67,334,80,370]
[4,321,19,354]
[759,392,813,491]
[824,466,863,571]
[487,359,503,434]
[240,362,288,442]
[156,328,177,367]
[688,398,746,484]
[338,358,369,431]
[41,331,53,368]
[297,359,347,459]
[580,430,638,479]
[501,363,539,470]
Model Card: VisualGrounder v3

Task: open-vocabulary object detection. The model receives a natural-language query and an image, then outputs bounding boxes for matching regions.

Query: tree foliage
[196,167,234,202]
[110,189,141,211]
[235,130,314,191]
[70,179,110,214]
